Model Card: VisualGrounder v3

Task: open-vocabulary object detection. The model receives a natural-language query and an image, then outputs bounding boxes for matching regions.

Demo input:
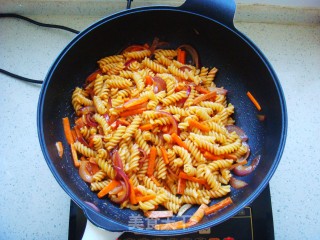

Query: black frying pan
[37,0,287,236]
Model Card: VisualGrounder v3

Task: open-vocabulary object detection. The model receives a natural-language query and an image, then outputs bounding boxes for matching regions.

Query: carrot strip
[179,172,206,185]
[147,146,157,177]
[177,49,186,64]
[189,203,208,224]
[171,133,188,150]
[145,210,173,219]
[150,176,162,187]
[154,220,187,230]
[188,119,211,132]
[247,91,261,111]
[120,108,147,117]
[204,152,238,161]
[195,85,210,94]
[139,124,153,131]
[70,129,77,143]
[136,194,156,202]
[62,117,74,145]
[129,179,138,205]
[86,69,102,82]
[124,96,149,109]
[70,143,80,168]
[192,91,217,105]
[145,75,153,86]
[160,147,169,164]
[204,197,233,215]
[177,177,186,194]
[75,117,86,128]
[118,118,131,126]
[55,141,64,158]
[97,180,121,198]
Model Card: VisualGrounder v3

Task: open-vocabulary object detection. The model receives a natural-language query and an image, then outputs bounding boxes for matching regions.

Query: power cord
[0,13,80,84]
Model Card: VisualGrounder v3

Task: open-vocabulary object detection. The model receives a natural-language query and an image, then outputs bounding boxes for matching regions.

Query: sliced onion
[153,76,167,93]
[226,125,248,142]
[179,66,192,72]
[230,177,248,189]
[238,142,250,163]
[155,111,178,134]
[79,161,93,183]
[112,150,124,171]
[124,59,136,69]
[112,167,130,204]
[108,184,124,195]
[86,114,98,127]
[176,85,191,108]
[177,203,192,216]
[177,44,200,68]
[78,106,96,115]
[122,44,148,53]
[208,86,228,95]
[138,148,147,168]
[84,201,100,212]
[233,155,261,176]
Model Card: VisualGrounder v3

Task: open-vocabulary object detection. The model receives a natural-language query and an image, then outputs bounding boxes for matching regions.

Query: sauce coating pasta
[69,39,249,217]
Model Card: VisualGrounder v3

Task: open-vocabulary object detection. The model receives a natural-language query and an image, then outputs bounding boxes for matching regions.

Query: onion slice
[79,161,93,183]
[176,85,191,108]
[208,86,228,95]
[230,177,248,189]
[177,44,200,68]
[84,201,100,212]
[85,114,98,127]
[155,111,178,135]
[177,203,192,216]
[226,125,248,142]
[78,106,96,115]
[153,76,167,93]
[233,155,261,176]
[112,167,130,204]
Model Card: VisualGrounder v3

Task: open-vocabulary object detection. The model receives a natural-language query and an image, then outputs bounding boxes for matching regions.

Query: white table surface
[0,2,319,239]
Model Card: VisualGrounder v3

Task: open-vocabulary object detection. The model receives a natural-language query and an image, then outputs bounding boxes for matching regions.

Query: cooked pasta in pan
[67,38,251,218]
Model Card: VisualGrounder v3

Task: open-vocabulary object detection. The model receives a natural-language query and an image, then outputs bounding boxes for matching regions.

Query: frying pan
[37,0,287,236]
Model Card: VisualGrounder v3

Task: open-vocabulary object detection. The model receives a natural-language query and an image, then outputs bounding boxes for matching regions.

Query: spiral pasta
[68,38,252,218]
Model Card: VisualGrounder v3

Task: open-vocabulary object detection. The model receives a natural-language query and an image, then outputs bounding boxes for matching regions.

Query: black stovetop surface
[69,185,274,240]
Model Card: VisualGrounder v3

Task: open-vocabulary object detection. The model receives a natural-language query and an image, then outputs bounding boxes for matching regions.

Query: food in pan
[62,38,259,228]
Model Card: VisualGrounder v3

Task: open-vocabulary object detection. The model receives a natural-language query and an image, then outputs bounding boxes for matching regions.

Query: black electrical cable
[126,0,133,9]
[0,13,80,34]
[0,69,43,84]
[0,13,80,84]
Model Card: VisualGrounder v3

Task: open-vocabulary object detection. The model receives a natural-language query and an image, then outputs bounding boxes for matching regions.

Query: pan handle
[179,0,236,28]
[83,208,129,232]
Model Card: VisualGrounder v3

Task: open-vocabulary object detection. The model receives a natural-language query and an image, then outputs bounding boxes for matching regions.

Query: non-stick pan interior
[38,7,286,235]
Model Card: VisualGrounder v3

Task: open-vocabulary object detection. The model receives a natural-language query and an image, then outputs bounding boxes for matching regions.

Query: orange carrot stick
[145,75,153,86]
[97,180,121,198]
[177,177,186,194]
[179,172,207,185]
[136,194,156,202]
[139,124,154,131]
[55,141,64,158]
[154,220,187,230]
[171,133,188,150]
[247,91,261,111]
[192,91,217,105]
[147,146,157,177]
[160,147,169,164]
[195,85,210,94]
[120,108,147,117]
[129,179,138,205]
[188,119,211,132]
[70,143,80,168]
[188,203,208,224]
[86,69,102,82]
[204,197,233,215]
[62,117,74,145]
[178,50,186,64]
[150,176,162,187]
[124,96,149,109]
[144,210,173,219]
